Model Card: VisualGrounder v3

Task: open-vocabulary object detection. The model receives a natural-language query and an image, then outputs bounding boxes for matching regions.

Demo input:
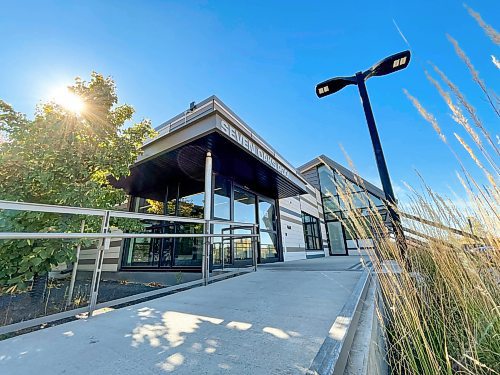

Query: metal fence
[0,199,259,335]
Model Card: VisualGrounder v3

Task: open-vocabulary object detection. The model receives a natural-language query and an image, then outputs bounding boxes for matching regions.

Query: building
[87,96,387,275]
[298,155,389,255]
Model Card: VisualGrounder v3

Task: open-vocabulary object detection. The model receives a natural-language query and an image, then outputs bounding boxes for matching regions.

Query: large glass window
[125,179,282,268]
[258,197,279,263]
[173,223,203,267]
[322,196,342,220]
[165,187,177,216]
[122,221,174,268]
[233,228,253,262]
[259,199,276,231]
[317,164,388,252]
[124,237,154,266]
[213,175,231,220]
[327,221,347,255]
[318,165,337,197]
[301,213,322,250]
[260,231,278,260]
[133,197,164,215]
[234,188,256,223]
[178,192,204,218]
[369,193,384,208]
[124,189,204,268]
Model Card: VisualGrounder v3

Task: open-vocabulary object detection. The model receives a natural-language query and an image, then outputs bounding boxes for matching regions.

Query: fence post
[202,219,211,286]
[253,225,258,272]
[222,235,225,271]
[202,221,206,286]
[206,221,211,285]
[88,211,110,317]
[66,219,85,307]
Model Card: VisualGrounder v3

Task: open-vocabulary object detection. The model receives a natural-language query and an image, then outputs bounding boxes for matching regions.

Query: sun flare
[50,87,85,115]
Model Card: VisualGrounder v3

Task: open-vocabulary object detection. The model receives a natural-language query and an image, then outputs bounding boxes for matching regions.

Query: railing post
[221,236,225,271]
[253,224,258,272]
[88,211,110,317]
[202,221,207,286]
[205,220,211,285]
[66,219,85,308]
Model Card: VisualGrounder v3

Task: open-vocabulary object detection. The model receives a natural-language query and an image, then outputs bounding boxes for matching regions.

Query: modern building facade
[80,96,387,275]
[298,155,388,255]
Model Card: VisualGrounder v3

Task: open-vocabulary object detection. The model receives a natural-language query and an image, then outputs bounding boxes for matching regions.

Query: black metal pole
[355,72,407,259]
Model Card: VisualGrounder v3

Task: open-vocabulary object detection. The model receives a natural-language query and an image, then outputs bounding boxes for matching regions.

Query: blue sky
[1,0,498,202]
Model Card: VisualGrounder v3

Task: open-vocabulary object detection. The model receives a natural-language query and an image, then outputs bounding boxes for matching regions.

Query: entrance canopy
[112,96,307,201]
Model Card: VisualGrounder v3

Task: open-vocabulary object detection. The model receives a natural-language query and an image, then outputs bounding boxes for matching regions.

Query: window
[233,188,256,223]
[258,198,279,262]
[301,212,322,250]
[173,223,203,267]
[260,231,278,259]
[318,165,336,197]
[178,191,204,218]
[133,197,164,215]
[213,175,231,220]
[327,221,347,255]
[211,224,231,265]
[258,199,276,231]
[233,228,253,261]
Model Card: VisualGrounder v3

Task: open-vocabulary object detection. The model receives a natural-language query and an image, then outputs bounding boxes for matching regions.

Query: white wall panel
[77,235,122,272]
[300,199,319,217]
[279,196,306,261]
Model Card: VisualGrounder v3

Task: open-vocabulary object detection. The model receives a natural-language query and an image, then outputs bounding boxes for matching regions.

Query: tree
[0,72,156,290]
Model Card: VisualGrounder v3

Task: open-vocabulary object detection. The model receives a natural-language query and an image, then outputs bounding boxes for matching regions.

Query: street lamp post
[315,50,411,259]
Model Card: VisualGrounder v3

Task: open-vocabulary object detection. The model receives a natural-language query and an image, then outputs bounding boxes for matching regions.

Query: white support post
[89,211,110,316]
[66,220,85,307]
[203,152,212,286]
[204,152,212,221]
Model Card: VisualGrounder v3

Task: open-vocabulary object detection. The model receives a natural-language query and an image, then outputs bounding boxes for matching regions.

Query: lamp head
[363,50,411,79]
[315,76,357,98]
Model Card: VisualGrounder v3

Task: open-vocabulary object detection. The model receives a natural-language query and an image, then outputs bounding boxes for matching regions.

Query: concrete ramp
[0,256,368,374]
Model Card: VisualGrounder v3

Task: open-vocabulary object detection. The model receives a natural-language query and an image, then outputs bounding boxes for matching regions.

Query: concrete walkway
[0,254,369,375]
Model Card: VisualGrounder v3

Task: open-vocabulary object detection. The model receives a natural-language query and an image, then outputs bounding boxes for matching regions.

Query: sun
[50,86,85,115]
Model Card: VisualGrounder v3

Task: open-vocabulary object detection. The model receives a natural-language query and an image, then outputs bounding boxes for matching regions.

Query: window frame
[301,212,323,251]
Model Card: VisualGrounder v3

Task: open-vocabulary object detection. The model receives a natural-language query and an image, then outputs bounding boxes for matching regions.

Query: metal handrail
[0,199,106,217]
[0,233,259,240]
[400,211,485,242]
[0,198,260,323]
[0,199,257,228]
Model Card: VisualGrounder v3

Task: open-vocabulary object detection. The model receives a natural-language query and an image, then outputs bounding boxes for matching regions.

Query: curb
[308,269,372,375]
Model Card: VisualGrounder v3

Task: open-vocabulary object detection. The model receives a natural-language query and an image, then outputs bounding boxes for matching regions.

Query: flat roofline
[151,95,308,186]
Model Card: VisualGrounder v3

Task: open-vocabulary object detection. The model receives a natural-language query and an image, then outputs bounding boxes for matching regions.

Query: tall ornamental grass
[324,6,499,374]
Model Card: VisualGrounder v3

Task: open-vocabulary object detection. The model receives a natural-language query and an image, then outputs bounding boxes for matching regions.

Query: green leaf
[0,73,154,289]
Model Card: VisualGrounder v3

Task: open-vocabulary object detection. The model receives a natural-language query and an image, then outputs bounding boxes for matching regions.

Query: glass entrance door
[326,221,347,255]
[210,177,281,268]
[258,198,279,263]
[233,187,256,266]
[211,224,231,268]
